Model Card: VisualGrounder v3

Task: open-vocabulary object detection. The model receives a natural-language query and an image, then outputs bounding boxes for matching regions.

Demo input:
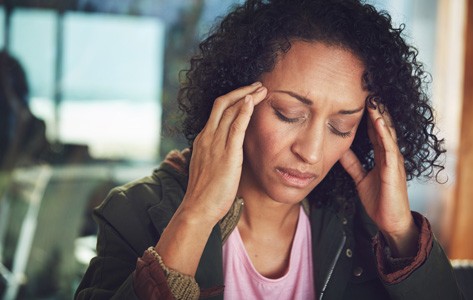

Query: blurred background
[0,0,471,299]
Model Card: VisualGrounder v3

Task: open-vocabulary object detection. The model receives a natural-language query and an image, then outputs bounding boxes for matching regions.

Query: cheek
[326,137,355,164]
[245,111,288,159]
[245,117,281,156]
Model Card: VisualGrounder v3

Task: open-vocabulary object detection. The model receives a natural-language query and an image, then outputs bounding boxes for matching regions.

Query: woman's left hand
[339,102,419,257]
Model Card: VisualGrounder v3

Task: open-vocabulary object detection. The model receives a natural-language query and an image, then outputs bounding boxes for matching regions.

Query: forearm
[155,201,216,276]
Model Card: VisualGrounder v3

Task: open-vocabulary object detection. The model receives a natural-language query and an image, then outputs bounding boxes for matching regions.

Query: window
[10,9,165,161]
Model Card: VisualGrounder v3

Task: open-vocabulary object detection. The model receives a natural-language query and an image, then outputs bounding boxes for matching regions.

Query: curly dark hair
[178,0,445,207]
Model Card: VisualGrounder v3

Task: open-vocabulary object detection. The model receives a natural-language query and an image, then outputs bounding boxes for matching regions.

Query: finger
[226,95,255,150]
[380,106,397,142]
[366,110,379,148]
[376,103,397,140]
[373,116,401,167]
[366,106,384,163]
[214,85,267,143]
[206,82,264,132]
[367,103,397,150]
[339,149,367,186]
[366,103,402,169]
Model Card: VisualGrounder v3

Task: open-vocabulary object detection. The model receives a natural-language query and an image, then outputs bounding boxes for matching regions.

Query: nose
[291,124,324,165]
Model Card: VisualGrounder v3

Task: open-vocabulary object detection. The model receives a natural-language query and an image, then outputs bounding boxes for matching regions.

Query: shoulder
[98,163,187,213]
[93,163,188,238]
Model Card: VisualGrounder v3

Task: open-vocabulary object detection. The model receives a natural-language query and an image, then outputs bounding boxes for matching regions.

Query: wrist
[179,194,230,225]
[175,204,219,229]
[155,202,217,276]
[381,219,419,258]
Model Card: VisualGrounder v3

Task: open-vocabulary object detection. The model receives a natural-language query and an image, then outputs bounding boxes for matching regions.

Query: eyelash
[274,110,299,123]
[274,109,353,138]
[329,126,353,138]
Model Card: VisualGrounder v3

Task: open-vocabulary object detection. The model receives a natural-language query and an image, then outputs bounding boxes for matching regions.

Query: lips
[276,167,318,188]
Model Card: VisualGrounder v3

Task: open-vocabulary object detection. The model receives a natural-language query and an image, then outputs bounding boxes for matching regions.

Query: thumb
[339,149,367,186]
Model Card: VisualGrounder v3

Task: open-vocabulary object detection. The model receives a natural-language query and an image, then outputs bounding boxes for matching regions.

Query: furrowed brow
[273,90,313,105]
[274,90,364,114]
[338,107,364,115]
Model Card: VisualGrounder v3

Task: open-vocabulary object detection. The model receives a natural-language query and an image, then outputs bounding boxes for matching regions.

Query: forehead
[261,41,367,107]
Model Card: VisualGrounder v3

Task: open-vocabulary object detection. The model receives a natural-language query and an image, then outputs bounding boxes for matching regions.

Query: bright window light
[9,9,165,161]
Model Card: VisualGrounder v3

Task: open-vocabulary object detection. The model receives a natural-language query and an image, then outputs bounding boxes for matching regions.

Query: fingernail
[255,86,266,93]
[380,118,385,126]
[251,81,262,86]
[367,98,377,110]
[378,103,385,113]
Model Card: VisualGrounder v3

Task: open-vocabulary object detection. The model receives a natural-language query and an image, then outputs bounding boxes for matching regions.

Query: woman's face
[240,41,368,205]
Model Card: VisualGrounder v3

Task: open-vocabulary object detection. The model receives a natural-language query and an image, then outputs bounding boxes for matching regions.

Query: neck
[236,186,301,235]
[237,162,304,235]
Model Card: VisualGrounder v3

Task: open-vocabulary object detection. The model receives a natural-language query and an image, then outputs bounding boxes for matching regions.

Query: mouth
[276,167,318,188]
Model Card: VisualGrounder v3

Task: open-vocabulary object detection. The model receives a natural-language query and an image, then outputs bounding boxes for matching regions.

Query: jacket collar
[309,200,351,299]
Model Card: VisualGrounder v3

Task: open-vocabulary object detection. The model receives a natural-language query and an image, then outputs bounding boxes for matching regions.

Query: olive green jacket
[75,159,463,299]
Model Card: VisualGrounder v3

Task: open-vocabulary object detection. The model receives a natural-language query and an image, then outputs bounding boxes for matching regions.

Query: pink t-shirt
[222,206,315,299]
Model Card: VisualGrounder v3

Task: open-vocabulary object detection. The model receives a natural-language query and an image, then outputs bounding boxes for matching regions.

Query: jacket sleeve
[134,248,200,300]
[373,212,464,299]
[74,189,175,299]
[74,217,142,299]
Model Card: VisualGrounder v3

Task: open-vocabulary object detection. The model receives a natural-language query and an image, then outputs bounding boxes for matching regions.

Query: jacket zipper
[319,233,346,300]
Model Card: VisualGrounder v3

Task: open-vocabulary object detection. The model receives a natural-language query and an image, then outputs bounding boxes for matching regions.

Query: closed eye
[274,109,300,123]
[329,124,353,138]
[274,106,354,138]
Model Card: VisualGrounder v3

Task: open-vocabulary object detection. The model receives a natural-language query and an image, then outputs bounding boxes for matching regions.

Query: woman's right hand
[155,82,267,276]
[181,82,268,224]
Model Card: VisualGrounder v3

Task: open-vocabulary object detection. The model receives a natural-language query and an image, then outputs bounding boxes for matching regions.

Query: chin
[265,185,314,205]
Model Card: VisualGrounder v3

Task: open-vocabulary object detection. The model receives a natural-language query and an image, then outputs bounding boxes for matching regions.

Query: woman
[76,0,463,299]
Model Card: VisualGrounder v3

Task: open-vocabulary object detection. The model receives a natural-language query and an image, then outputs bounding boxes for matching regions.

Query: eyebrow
[338,107,364,115]
[274,90,313,105]
[273,90,364,115]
